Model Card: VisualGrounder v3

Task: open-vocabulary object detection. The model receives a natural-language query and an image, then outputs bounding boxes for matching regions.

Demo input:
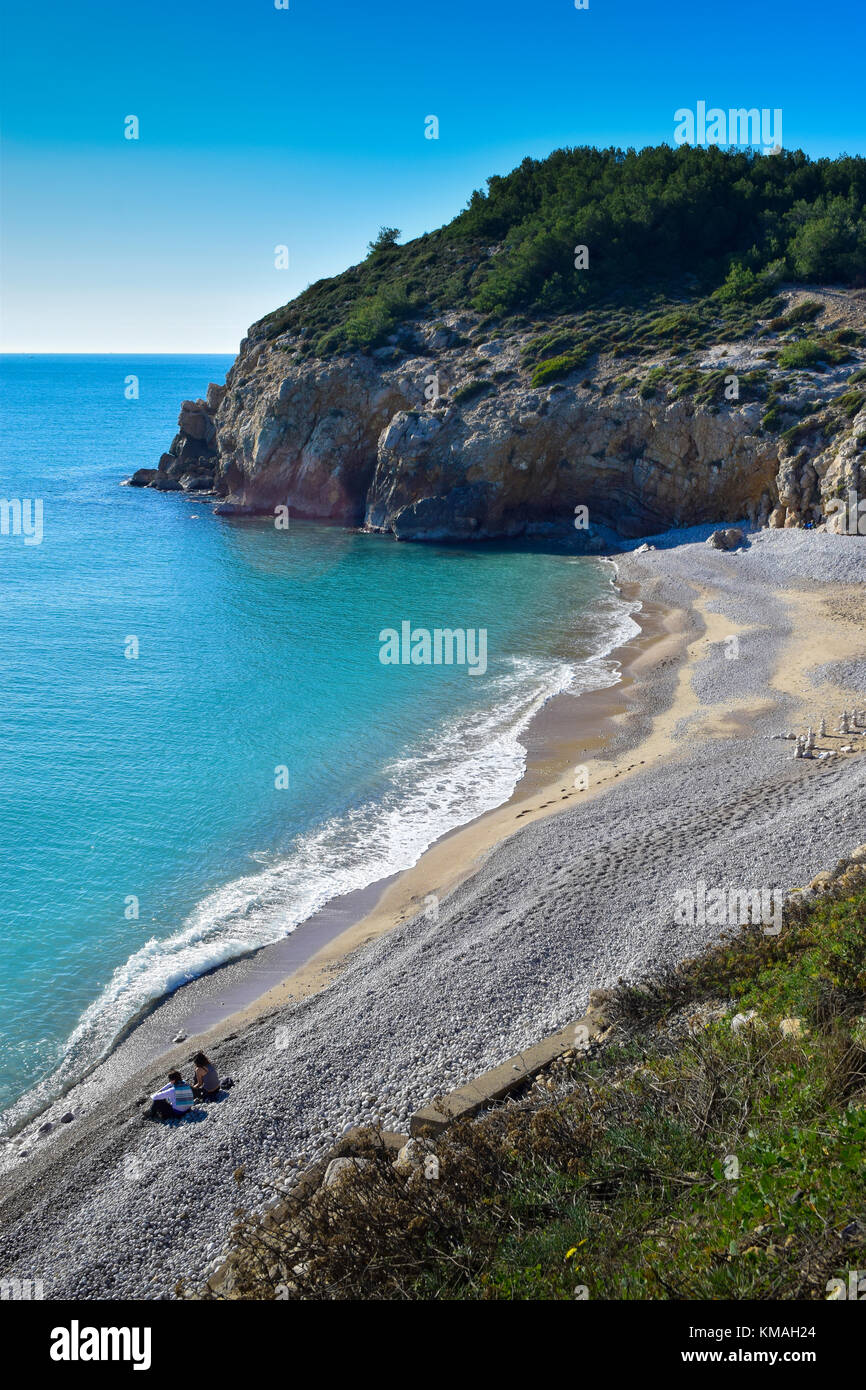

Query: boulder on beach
[706,527,745,551]
[128,468,160,487]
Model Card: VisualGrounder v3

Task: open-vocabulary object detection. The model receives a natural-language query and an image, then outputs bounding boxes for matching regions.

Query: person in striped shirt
[149,1071,194,1120]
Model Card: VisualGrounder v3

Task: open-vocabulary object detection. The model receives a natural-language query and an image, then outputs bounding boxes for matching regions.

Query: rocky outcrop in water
[130,385,224,494]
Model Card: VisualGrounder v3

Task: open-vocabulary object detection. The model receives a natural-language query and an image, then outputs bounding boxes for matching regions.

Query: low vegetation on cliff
[204,873,866,1300]
[254,145,866,359]
[141,145,866,540]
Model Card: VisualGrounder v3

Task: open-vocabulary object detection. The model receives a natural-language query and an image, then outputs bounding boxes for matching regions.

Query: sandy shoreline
[187,539,866,1047]
[189,587,688,1036]
[1,567,670,1118]
[1,526,865,1301]
[0,557,647,1134]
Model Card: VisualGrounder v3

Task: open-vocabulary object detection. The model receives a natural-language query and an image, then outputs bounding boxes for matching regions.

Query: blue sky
[1,0,863,351]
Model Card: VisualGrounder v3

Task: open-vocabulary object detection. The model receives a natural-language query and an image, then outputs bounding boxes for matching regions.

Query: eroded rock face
[213,355,422,522]
[128,468,160,487]
[365,392,777,541]
[210,331,779,539]
[137,307,865,542]
[775,407,866,532]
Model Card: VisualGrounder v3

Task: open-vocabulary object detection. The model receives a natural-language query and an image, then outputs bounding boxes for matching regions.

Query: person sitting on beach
[149,1071,194,1121]
[191,1051,220,1099]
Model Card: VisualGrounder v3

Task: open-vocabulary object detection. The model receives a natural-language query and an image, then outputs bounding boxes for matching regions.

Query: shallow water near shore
[0,354,638,1127]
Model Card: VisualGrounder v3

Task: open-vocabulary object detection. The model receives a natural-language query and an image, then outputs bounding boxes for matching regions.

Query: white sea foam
[2,581,639,1132]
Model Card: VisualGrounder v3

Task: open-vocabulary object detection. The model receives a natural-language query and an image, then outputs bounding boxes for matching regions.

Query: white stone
[322,1156,371,1189]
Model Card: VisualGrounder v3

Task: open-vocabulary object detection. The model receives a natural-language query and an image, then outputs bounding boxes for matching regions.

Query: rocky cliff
[132,287,866,544]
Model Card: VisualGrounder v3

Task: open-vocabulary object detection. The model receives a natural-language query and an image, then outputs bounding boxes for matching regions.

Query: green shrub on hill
[778,338,854,370]
[451,379,495,406]
[252,146,866,357]
[333,284,416,353]
[838,390,865,419]
[367,226,401,256]
[530,347,591,388]
[768,300,823,332]
[521,329,578,363]
[637,366,669,399]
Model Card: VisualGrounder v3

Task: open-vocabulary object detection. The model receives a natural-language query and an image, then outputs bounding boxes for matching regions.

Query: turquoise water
[0,355,635,1125]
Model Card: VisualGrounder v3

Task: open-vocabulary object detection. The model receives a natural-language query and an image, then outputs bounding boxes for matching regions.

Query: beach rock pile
[782,704,866,759]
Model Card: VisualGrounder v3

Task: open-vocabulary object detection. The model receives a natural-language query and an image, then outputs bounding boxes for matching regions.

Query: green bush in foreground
[210,884,866,1301]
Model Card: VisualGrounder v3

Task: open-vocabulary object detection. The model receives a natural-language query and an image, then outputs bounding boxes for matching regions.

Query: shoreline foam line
[1,531,864,1296]
[0,565,638,1133]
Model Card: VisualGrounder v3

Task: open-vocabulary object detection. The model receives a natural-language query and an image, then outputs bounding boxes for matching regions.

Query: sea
[0,354,638,1127]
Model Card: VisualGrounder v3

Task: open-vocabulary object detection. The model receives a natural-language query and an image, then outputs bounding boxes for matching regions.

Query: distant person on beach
[191,1052,220,1099]
[149,1071,194,1121]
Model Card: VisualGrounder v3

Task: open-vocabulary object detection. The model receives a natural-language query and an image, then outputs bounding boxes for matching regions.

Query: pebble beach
[1,526,864,1300]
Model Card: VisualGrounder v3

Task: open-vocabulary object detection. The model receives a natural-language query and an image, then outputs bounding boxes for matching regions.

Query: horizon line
[0,350,238,356]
